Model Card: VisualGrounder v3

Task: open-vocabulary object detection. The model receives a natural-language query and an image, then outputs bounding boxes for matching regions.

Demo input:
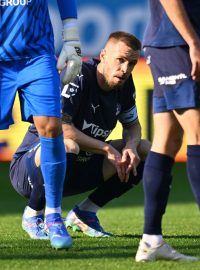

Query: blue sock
[143,151,174,235]
[187,145,200,208]
[40,134,66,208]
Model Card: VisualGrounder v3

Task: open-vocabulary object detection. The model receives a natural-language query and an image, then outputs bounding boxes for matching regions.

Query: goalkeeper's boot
[65,206,112,237]
[46,213,72,249]
[22,214,48,240]
[135,240,198,262]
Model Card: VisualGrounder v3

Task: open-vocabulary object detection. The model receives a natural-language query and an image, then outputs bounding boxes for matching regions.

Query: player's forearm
[62,123,111,155]
[122,121,141,151]
[56,0,77,20]
[160,0,200,47]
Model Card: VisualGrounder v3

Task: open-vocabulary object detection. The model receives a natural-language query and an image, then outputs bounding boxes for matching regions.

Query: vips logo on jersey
[82,120,112,139]
[61,83,79,98]
[0,0,32,6]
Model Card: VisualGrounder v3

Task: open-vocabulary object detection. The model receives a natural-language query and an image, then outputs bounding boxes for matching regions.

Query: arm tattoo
[62,113,72,124]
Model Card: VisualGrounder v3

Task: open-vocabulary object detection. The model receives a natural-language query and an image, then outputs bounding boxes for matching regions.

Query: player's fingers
[132,163,137,177]
[191,62,200,81]
[57,50,67,70]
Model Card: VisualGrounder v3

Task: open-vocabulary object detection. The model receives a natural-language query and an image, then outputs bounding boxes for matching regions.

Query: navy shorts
[144,46,200,112]
[10,149,105,198]
[0,55,61,129]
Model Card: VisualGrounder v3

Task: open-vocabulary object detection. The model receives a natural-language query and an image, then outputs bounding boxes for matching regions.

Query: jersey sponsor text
[82,120,112,138]
[0,0,32,6]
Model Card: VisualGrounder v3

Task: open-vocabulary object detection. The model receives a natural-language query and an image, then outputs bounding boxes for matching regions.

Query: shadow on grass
[0,237,199,261]
[116,234,200,239]
[0,162,197,215]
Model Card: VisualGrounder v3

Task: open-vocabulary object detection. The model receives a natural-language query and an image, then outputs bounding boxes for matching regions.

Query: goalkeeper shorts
[0,54,61,129]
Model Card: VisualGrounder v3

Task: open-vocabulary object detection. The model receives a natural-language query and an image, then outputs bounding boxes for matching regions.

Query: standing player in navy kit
[0,0,81,249]
[10,31,151,238]
[135,0,200,262]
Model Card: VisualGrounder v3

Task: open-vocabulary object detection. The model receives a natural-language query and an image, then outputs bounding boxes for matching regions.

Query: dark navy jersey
[13,59,138,158]
[0,0,54,61]
[143,0,200,47]
[61,59,138,142]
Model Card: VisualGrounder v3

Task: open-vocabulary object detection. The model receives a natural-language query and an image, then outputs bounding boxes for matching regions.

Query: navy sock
[88,161,144,207]
[143,151,174,235]
[187,145,200,208]
[40,134,66,208]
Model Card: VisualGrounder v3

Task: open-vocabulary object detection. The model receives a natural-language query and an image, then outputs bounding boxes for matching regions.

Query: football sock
[45,207,61,215]
[24,206,44,217]
[142,234,163,247]
[77,198,99,213]
[187,145,200,208]
[143,151,174,235]
[40,134,66,209]
[88,161,145,207]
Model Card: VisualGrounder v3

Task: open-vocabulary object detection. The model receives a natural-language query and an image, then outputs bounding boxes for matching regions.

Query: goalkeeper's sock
[40,134,66,209]
[187,145,200,208]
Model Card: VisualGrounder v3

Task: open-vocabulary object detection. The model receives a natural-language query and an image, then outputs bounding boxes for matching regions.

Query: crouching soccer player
[9,31,151,239]
[0,0,81,249]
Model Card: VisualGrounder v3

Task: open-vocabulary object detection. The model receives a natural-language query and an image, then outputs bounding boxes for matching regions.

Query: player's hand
[57,19,82,85]
[121,148,140,182]
[189,41,200,81]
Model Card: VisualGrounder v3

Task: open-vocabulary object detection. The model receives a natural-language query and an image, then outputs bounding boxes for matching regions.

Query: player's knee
[137,139,151,161]
[34,116,62,137]
[170,136,183,156]
[64,139,79,154]
[128,161,145,186]
[163,133,183,157]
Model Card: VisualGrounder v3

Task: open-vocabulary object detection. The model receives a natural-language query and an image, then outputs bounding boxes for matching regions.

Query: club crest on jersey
[116,103,121,116]
[61,83,79,99]
[0,0,32,6]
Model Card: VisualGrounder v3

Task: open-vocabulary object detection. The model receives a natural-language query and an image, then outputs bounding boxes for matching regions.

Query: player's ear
[100,48,106,61]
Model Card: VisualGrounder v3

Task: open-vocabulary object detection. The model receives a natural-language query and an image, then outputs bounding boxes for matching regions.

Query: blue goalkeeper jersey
[0,0,54,61]
[143,0,200,47]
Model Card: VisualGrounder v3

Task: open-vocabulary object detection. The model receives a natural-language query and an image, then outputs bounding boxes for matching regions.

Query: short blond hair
[106,31,141,51]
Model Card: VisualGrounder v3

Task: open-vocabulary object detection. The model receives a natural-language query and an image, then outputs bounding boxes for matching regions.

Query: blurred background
[0,0,186,162]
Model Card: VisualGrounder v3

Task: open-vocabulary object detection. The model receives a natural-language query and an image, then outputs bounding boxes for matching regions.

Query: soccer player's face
[101,41,140,89]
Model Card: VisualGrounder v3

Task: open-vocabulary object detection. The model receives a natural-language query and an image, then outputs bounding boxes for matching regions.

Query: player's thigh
[152,112,183,157]
[173,108,200,144]
[18,55,61,123]
[0,62,18,129]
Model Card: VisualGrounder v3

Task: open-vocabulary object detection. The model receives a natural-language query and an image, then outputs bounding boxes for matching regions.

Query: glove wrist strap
[62,18,79,42]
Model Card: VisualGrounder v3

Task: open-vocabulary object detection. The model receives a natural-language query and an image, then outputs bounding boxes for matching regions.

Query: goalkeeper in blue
[0,0,82,249]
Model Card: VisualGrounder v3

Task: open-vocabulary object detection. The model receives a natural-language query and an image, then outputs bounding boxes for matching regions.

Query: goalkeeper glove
[57,18,82,85]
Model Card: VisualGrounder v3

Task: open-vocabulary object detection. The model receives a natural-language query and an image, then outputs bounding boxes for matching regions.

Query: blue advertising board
[48,0,149,56]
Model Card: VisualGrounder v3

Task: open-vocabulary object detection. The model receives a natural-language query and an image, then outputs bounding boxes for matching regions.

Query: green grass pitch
[0,161,200,270]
